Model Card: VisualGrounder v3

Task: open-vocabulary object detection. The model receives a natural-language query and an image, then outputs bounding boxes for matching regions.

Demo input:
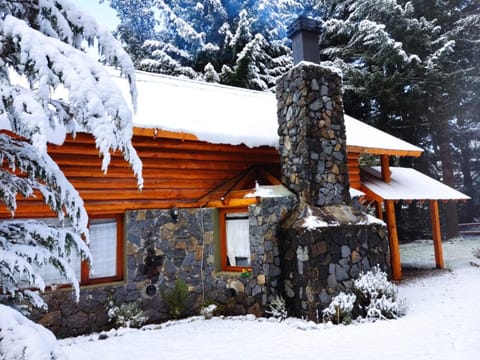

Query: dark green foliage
[161,279,189,319]
[107,0,320,89]
[318,0,480,233]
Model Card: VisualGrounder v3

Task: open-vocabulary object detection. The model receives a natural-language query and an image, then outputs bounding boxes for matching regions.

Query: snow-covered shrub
[266,295,288,321]
[200,303,217,319]
[0,304,66,360]
[106,300,148,328]
[322,292,357,325]
[353,266,407,320]
[323,267,407,325]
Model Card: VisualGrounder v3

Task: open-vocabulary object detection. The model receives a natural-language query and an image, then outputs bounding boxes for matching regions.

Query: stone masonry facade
[32,196,295,337]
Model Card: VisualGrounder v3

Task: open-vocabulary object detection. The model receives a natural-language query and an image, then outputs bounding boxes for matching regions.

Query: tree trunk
[437,126,459,239]
[460,144,475,223]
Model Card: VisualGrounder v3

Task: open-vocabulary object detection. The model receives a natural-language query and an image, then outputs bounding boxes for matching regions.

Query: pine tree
[204,62,220,83]
[108,0,310,88]
[108,0,157,65]
[0,0,142,311]
[318,0,480,238]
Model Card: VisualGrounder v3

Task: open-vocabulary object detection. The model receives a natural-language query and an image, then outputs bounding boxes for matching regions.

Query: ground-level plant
[106,300,148,328]
[161,279,189,319]
[323,266,407,324]
[322,292,357,325]
[266,294,288,321]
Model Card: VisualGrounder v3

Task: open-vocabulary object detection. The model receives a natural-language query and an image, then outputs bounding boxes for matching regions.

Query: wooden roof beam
[380,155,391,183]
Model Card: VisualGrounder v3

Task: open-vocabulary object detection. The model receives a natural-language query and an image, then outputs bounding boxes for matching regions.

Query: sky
[75,0,119,30]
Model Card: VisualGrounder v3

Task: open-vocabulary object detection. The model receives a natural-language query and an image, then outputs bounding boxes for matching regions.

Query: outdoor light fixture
[171,207,179,222]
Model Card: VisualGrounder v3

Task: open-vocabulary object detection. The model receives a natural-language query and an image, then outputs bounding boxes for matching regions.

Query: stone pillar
[276,62,351,206]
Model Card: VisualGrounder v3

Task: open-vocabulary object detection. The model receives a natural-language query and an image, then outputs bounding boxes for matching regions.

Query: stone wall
[276,62,351,206]
[279,203,389,321]
[32,197,295,337]
[275,62,390,321]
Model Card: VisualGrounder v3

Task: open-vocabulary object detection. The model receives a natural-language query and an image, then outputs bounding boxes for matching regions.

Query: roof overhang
[113,70,424,156]
[360,166,470,202]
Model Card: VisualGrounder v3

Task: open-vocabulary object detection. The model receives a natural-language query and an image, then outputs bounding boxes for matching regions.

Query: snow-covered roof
[117,70,278,148]
[343,115,423,156]
[361,167,470,201]
[114,70,423,154]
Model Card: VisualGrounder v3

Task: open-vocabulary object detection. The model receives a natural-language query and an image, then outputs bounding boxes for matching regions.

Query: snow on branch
[2,16,143,187]
[1,1,143,188]
[0,219,91,307]
[0,134,88,235]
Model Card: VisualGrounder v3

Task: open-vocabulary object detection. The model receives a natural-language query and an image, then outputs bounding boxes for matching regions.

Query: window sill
[42,280,126,294]
[215,271,252,279]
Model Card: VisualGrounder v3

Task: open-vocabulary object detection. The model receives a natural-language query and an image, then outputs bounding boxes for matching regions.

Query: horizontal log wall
[1,132,364,218]
[347,152,361,189]
[1,133,280,218]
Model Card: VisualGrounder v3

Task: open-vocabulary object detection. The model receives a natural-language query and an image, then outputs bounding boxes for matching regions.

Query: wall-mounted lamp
[171,207,179,222]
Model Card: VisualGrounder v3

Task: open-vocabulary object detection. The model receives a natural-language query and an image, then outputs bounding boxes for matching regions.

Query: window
[26,216,123,287]
[219,208,251,271]
[82,217,123,284]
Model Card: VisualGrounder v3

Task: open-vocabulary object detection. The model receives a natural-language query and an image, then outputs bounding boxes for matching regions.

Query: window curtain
[88,220,117,278]
[225,218,250,266]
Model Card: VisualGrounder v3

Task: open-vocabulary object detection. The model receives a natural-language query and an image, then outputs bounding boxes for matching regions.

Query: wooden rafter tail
[133,127,198,141]
[258,168,282,185]
[196,167,255,207]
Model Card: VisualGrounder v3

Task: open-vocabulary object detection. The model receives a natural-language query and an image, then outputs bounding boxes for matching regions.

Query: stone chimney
[279,17,351,207]
[276,63,351,206]
[275,18,389,321]
[287,16,322,65]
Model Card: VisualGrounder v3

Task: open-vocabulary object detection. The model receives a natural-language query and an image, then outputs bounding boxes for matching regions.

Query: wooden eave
[133,127,423,158]
[346,145,423,158]
[133,127,198,141]
[197,166,282,208]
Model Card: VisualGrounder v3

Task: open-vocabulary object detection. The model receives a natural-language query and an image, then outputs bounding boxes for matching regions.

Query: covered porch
[360,166,470,280]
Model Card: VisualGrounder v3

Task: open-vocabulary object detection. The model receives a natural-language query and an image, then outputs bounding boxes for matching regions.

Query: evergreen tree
[0,0,142,311]
[108,0,314,88]
[108,0,157,65]
[204,62,220,83]
[318,0,480,238]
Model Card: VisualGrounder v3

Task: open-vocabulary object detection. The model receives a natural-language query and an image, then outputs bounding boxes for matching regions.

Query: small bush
[322,292,356,324]
[266,295,288,321]
[161,279,189,319]
[324,266,407,325]
[200,304,217,319]
[106,300,148,328]
[353,266,407,320]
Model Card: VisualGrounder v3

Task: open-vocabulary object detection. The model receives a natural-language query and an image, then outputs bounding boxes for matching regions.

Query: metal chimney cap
[287,16,322,39]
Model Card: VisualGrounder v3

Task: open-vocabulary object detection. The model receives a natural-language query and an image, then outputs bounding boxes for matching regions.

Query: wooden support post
[380,155,391,183]
[429,200,445,269]
[385,200,402,280]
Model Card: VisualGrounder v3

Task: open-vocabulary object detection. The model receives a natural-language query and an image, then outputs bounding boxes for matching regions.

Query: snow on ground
[61,237,480,360]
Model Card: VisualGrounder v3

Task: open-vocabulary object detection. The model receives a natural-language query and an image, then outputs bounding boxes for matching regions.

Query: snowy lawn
[61,237,480,360]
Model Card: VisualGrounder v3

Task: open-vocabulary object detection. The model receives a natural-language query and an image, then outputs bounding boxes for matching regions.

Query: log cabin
[1,67,469,336]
